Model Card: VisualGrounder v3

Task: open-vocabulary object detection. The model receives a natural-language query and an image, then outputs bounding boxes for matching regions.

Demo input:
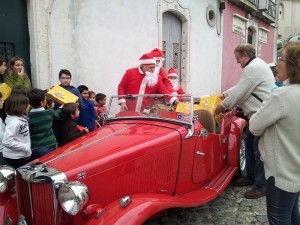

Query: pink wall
[221,3,275,92]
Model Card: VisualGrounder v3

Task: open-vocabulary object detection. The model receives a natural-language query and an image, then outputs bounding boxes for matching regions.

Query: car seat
[194,109,216,133]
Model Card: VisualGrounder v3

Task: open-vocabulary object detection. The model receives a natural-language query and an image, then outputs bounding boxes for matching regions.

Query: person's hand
[17,67,24,76]
[218,94,225,100]
[215,104,225,115]
[121,102,128,111]
[83,127,89,133]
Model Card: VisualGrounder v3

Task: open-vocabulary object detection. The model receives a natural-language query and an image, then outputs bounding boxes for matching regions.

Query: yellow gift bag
[198,95,222,123]
[0,83,12,100]
[48,85,79,105]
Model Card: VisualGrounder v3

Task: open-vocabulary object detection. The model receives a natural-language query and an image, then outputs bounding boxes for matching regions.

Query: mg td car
[0,94,246,225]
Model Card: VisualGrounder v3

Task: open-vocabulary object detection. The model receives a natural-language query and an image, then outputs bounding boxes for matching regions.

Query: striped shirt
[28,109,57,151]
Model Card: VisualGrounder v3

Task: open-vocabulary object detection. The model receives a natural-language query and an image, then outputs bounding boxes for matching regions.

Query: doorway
[0,0,31,78]
[162,12,182,82]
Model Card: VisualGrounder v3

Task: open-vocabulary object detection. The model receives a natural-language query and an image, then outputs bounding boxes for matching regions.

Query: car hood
[36,121,184,179]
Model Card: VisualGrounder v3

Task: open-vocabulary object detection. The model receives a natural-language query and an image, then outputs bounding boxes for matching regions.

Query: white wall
[28,0,223,100]
[278,0,300,39]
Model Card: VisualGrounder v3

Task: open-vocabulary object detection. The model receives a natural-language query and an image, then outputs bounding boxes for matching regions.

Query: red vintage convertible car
[0,94,246,225]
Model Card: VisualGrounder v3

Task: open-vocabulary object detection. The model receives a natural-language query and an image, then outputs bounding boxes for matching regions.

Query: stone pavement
[160,183,269,225]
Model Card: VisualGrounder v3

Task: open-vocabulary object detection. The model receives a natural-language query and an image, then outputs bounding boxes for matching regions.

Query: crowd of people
[215,42,300,224]
[1,41,300,224]
[0,57,108,168]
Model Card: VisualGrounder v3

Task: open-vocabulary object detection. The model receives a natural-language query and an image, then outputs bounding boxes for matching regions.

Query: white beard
[154,64,160,75]
[170,79,180,91]
[145,72,158,87]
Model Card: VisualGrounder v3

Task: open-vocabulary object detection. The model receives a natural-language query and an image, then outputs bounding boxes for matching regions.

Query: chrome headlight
[58,181,89,215]
[0,165,15,193]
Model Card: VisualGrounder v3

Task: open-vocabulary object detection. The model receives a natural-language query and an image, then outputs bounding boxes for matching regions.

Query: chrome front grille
[16,164,67,225]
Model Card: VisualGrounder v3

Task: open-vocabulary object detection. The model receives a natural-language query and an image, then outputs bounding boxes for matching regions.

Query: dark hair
[62,103,78,119]
[0,92,3,98]
[27,88,45,108]
[59,69,72,78]
[88,91,95,97]
[77,85,89,94]
[11,85,29,96]
[5,94,29,116]
[0,55,6,66]
[285,41,300,84]
[234,44,256,58]
[95,93,106,102]
[45,93,54,109]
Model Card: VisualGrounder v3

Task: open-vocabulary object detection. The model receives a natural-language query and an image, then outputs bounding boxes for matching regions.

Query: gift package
[198,95,222,123]
[0,83,12,100]
[48,85,79,105]
[175,95,222,124]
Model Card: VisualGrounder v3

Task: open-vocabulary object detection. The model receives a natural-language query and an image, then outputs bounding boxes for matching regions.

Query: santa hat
[167,68,178,78]
[138,53,156,65]
[151,48,165,61]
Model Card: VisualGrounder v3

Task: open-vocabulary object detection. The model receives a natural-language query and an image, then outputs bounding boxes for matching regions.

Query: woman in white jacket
[2,94,31,168]
[250,41,300,225]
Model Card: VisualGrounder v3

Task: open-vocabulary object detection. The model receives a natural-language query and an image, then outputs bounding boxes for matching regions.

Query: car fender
[0,194,18,225]
[227,116,246,167]
[83,190,218,225]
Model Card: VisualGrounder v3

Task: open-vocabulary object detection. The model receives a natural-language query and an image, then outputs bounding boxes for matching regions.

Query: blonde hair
[6,56,28,78]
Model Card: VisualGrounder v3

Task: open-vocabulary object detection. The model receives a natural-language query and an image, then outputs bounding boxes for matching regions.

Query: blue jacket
[77,99,96,131]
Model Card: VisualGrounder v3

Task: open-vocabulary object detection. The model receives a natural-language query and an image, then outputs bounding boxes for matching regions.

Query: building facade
[278,0,300,40]
[0,0,279,99]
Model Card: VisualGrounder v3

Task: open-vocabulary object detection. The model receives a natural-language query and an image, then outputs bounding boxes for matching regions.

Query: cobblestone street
[160,184,269,225]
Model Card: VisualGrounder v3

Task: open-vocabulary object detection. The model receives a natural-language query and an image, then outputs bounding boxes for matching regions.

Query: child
[45,93,55,109]
[11,85,29,96]
[0,92,8,165]
[94,93,107,128]
[167,68,185,94]
[59,103,89,146]
[27,88,58,160]
[77,85,96,131]
[54,69,83,110]
[2,94,31,168]
[88,91,96,105]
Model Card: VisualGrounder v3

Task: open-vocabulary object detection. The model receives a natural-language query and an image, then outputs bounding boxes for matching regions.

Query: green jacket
[4,73,32,89]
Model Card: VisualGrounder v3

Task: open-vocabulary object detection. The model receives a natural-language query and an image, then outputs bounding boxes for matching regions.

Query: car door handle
[196,151,206,156]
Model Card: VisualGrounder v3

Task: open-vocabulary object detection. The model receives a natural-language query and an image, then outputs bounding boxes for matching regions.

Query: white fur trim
[118,98,126,105]
[153,57,165,62]
[168,73,178,78]
[170,96,178,105]
[139,59,156,65]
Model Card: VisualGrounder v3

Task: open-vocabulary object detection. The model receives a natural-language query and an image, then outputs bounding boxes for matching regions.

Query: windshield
[106,94,194,127]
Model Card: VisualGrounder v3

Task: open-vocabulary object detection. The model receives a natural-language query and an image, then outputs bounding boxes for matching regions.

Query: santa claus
[167,68,185,94]
[151,48,176,93]
[118,53,179,111]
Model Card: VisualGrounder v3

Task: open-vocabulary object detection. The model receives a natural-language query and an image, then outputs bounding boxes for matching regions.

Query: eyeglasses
[277,56,287,62]
[60,77,71,80]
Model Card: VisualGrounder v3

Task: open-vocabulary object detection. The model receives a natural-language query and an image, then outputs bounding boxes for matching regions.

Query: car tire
[235,130,247,178]
[143,220,160,225]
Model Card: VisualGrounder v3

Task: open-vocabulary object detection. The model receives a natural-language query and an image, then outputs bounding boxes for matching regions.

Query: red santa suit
[151,48,176,93]
[118,66,177,111]
[167,68,185,95]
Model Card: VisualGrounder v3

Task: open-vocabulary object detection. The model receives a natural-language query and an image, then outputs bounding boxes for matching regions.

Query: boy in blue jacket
[77,85,96,131]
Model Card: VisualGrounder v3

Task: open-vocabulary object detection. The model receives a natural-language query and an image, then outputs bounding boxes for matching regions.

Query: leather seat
[194,109,216,133]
